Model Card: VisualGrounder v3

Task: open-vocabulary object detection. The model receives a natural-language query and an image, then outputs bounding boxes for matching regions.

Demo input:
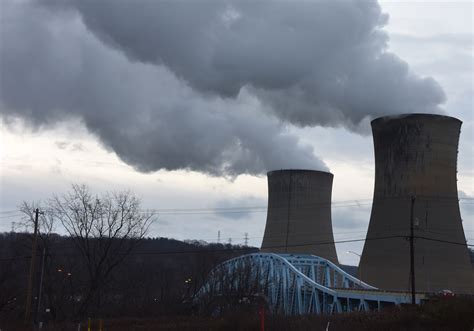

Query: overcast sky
[1,0,472,265]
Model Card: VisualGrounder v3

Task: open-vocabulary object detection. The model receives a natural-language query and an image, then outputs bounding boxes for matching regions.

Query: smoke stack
[360,114,473,293]
[261,170,339,263]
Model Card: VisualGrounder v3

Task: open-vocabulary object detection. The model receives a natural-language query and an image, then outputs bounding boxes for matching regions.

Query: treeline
[1,232,473,328]
[0,232,258,322]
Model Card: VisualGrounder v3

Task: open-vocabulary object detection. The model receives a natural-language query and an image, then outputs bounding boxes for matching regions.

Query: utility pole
[25,208,41,322]
[244,233,249,246]
[409,196,416,305]
[34,246,46,326]
[217,230,221,244]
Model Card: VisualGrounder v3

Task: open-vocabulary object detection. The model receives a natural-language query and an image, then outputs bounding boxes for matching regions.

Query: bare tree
[47,184,153,316]
[196,258,269,315]
[18,202,55,240]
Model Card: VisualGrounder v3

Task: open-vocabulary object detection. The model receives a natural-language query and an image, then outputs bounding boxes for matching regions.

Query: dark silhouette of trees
[0,184,262,323]
[6,185,153,320]
[0,233,256,322]
[47,184,153,316]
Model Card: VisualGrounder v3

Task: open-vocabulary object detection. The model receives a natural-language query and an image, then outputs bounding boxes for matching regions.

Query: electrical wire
[1,197,473,218]
[1,234,472,262]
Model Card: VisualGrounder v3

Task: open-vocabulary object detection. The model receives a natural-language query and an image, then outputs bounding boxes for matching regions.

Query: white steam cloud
[0,0,445,176]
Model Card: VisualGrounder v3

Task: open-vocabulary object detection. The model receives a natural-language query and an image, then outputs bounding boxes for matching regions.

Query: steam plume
[0,0,445,175]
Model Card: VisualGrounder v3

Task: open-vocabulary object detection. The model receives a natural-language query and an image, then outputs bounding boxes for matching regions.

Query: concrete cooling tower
[359,114,473,294]
[261,170,339,263]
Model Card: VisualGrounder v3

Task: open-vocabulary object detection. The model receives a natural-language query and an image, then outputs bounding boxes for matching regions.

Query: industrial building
[261,170,339,264]
[359,114,473,294]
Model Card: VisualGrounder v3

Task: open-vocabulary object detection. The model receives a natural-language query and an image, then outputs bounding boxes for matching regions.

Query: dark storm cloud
[0,0,445,176]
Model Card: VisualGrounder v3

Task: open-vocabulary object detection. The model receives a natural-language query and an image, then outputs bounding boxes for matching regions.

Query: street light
[346,251,363,287]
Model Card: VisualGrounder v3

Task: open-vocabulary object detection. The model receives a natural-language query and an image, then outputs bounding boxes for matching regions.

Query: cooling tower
[261,170,339,263]
[359,114,473,294]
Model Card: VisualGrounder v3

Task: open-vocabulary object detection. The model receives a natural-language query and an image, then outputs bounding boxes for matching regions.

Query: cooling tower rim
[267,169,333,177]
[371,113,462,125]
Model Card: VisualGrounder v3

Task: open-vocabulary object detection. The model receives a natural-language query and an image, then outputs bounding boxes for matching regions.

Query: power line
[0,214,24,219]
[139,200,373,213]
[0,210,22,214]
[0,236,381,261]
[4,225,473,245]
[0,198,369,213]
[0,236,384,261]
[2,197,473,218]
[1,234,472,262]
[416,236,474,247]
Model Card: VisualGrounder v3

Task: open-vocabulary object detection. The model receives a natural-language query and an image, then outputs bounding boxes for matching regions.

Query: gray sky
[1,0,472,265]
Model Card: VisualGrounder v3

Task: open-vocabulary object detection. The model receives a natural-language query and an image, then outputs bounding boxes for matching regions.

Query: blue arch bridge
[197,253,426,315]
